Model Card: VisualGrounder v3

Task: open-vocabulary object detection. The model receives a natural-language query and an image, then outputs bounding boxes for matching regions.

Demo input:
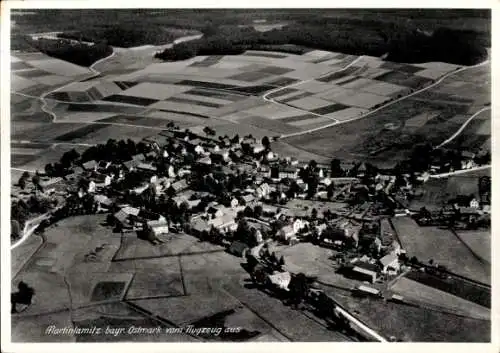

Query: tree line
[155,20,488,66]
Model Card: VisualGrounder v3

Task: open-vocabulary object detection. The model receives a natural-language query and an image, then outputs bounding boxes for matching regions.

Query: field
[11,214,348,342]
[391,217,490,284]
[389,277,490,320]
[454,230,490,264]
[285,62,490,166]
[409,167,490,211]
[318,287,490,342]
[11,41,476,173]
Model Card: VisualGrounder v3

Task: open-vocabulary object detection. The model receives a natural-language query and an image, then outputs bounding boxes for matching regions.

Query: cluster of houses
[15,121,491,294]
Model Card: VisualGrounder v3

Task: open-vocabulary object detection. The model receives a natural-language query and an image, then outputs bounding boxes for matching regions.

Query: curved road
[279,59,490,139]
[436,106,491,148]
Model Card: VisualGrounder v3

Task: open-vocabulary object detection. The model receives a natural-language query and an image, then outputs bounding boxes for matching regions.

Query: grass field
[391,217,489,284]
[454,230,490,264]
[389,277,490,320]
[409,168,490,211]
[321,288,489,342]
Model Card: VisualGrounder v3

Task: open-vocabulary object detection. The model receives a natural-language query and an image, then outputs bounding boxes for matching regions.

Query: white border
[1,2,498,353]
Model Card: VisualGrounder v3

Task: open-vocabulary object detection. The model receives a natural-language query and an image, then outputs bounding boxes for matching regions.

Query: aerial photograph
[8,8,491,343]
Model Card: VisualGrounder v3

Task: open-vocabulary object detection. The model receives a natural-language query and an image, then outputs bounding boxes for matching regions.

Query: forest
[156,20,488,66]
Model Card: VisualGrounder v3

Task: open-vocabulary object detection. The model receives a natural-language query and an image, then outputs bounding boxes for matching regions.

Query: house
[357,163,367,177]
[197,156,212,165]
[191,217,209,235]
[123,159,141,172]
[292,218,308,233]
[241,194,255,205]
[171,179,188,193]
[137,163,157,173]
[379,253,400,275]
[229,241,249,257]
[82,160,97,171]
[97,160,111,170]
[194,145,205,155]
[340,161,356,175]
[208,214,237,233]
[461,150,475,160]
[207,205,225,218]
[147,219,169,236]
[350,266,378,283]
[353,285,381,297]
[278,225,295,242]
[230,198,239,208]
[230,150,243,161]
[255,183,271,198]
[94,194,113,209]
[91,173,112,187]
[132,153,146,162]
[114,206,140,226]
[461,159,475,170]
[252,144,265,154]
[270,166,298,180]
[38,177,66,193]
[470,198,480,209]
[213,148,230,161]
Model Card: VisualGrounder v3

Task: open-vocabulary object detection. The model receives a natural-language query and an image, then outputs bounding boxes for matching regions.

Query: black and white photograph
[1,3,496,349]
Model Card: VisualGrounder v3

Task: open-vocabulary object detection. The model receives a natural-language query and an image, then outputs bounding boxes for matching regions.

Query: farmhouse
[82,160,97,171]
[171,179,188,193]
[146,219,169,236]
[137,163,157,173]
[379,253,400,275]
[350,265,378,284]
[114,206,140,227]
[39,177,66,193]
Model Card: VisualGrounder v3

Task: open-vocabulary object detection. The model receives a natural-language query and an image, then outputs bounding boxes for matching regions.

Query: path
[436,106,491,148]
[429,165,490,179]
[262,55,365,121]
[11,213,50,251]
[279,59,490,139]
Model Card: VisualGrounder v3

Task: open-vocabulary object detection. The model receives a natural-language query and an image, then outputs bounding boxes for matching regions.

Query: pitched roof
[132,153,146,161]
[171,179,188,192]
[82,160,97,170]
[379,253,398,267]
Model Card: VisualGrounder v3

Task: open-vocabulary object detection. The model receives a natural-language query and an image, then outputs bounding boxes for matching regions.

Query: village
[10,123,491,340]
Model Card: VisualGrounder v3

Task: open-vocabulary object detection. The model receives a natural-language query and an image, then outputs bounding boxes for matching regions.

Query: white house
[379,252,400,275]
[256,183,271,198]
[278,225,295,241]
[470,198,480,209]
[230,198,239,208]
[194,145,205,155]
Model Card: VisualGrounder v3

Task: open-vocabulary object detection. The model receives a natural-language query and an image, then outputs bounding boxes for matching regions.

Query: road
[429,165,490,179]
[12,33,203,127]
[262,55,365,121]
[11,212,50,251]
[279,59,490,139]
[436,106,491,148]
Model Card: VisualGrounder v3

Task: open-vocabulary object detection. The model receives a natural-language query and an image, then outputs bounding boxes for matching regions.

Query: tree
[254,205,263,218]
[330,158,342,177]
[288,273,309,307]
[18,176,26,190]
[262,136,271,150]
[11,220,21,240]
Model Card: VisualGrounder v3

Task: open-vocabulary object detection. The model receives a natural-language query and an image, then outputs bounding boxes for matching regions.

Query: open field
[389,277,490,320]
[13,214,343,342]
[284,61,490,165]
[391,217,489,284]
[409,168,490,211]
[318,287,489,342]
[454,230,490,264]
[11,41,480,158]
